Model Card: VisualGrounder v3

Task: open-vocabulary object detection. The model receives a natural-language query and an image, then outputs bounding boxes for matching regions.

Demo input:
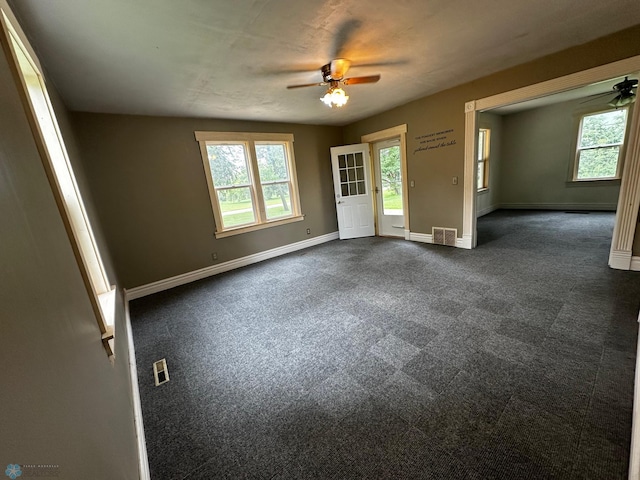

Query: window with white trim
[1,9,116,356]
[477,128,490,191]
[195,132,303,238]
[574,108,628,181]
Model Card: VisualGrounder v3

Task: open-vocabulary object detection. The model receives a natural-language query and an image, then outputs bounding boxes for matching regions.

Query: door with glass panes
[330,144,374,239]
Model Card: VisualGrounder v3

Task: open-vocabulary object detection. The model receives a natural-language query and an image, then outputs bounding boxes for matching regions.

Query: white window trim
[571,106,629,182]
[195,131,303,238]
[1,8,116,356]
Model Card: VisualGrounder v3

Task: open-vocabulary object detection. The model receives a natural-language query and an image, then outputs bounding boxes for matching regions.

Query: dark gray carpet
[130,210,640,479]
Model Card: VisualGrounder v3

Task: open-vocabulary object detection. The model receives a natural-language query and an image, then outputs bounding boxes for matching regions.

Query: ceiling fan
[582,76,638,108]
[286,58,380,107]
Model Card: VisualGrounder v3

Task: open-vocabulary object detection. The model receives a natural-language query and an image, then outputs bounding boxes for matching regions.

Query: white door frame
[362,124,409,239]
[462,55,640,271]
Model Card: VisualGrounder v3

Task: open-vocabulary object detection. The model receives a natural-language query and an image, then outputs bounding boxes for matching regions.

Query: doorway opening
[463,56,640,270]
[373,137,405,237]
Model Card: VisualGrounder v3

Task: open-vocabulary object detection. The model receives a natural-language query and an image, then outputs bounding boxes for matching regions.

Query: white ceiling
[7,0,640,126]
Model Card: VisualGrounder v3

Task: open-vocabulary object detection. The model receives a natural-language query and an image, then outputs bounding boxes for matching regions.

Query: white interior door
[330,144,375,240]
[373,138,404,237]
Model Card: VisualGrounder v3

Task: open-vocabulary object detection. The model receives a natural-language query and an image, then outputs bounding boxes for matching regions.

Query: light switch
[410,180,415,187]
[452,176,458,185]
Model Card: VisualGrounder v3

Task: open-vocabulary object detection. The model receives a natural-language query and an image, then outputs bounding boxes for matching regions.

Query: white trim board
[125,232,339,300]
[477,205,499,217]
[499,203,617,211]
[124,300,151,480]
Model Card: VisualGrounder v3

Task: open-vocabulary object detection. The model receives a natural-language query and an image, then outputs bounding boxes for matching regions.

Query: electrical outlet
[211,252,218,261]
[306,228,311,235]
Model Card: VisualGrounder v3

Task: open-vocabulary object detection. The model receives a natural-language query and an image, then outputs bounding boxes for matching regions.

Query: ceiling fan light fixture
[609,92,636,108]
[321,86,349,108]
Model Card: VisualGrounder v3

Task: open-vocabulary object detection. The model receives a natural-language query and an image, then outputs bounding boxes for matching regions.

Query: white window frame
[1,9,116,356]
[195,132,303,238]
[477,128,490,191]
[572,107,629,182]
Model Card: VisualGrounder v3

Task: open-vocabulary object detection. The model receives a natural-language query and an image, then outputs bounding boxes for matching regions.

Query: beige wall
[70,113,343,288]
[498,98,625,209]
[343,25,640,235]
[0,3,139,478]
[477,112,502,216]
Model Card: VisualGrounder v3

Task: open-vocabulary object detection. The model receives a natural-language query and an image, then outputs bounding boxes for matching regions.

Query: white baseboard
[124,300,150,480]
[458,234,473,249]
[631,257,640,272]
[610,250,632,270]
[476,204,499,217]
[499,203,617,211]
[409,232,432,244]
[125,232,339,300]
[630,311,640,480]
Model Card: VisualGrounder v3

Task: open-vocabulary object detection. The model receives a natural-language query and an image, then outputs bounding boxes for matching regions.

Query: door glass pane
[379,145,402,215]
[347,154,355,167]
[349,183,357,195]
[217,187,255,228]
[262,182,292,219]
[339,155,347,168]
[355,152,363,166]
[348,168,356,181]
[341,184,349,196]
[357,182,366,195]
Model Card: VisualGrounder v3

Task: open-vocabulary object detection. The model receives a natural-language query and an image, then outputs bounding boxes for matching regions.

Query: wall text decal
[413,129,456,155]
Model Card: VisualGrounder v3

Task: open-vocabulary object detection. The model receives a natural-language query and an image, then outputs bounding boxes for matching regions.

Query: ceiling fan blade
[343,75,381,85]
[579,91,614,104]
[286,82,327,89]
[330,58,351,80]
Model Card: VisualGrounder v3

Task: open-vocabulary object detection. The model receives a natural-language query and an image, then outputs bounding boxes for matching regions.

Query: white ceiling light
[321,86,349,108]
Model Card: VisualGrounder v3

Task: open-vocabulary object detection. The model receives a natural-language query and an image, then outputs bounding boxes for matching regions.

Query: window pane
[477,162,485,189]
[216,187,255,228]
[207,144,250,187]
[576,147,620,179]
[255,143,289,182]
[579,110,627,148]
[262,183,292,220]
[477,130,486,161]
[380,146,402,215]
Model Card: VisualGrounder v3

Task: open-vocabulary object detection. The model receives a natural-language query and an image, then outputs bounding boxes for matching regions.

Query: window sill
[566,178,621,186]
[477,188,490,194]
[215,215,304,239]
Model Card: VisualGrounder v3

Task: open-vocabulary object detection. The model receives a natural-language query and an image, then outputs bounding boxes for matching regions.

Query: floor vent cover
[432,227,457,247]
[153,358,170,386]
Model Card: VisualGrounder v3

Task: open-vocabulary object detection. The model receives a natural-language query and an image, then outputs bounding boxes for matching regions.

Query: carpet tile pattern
[131,210,640,479]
